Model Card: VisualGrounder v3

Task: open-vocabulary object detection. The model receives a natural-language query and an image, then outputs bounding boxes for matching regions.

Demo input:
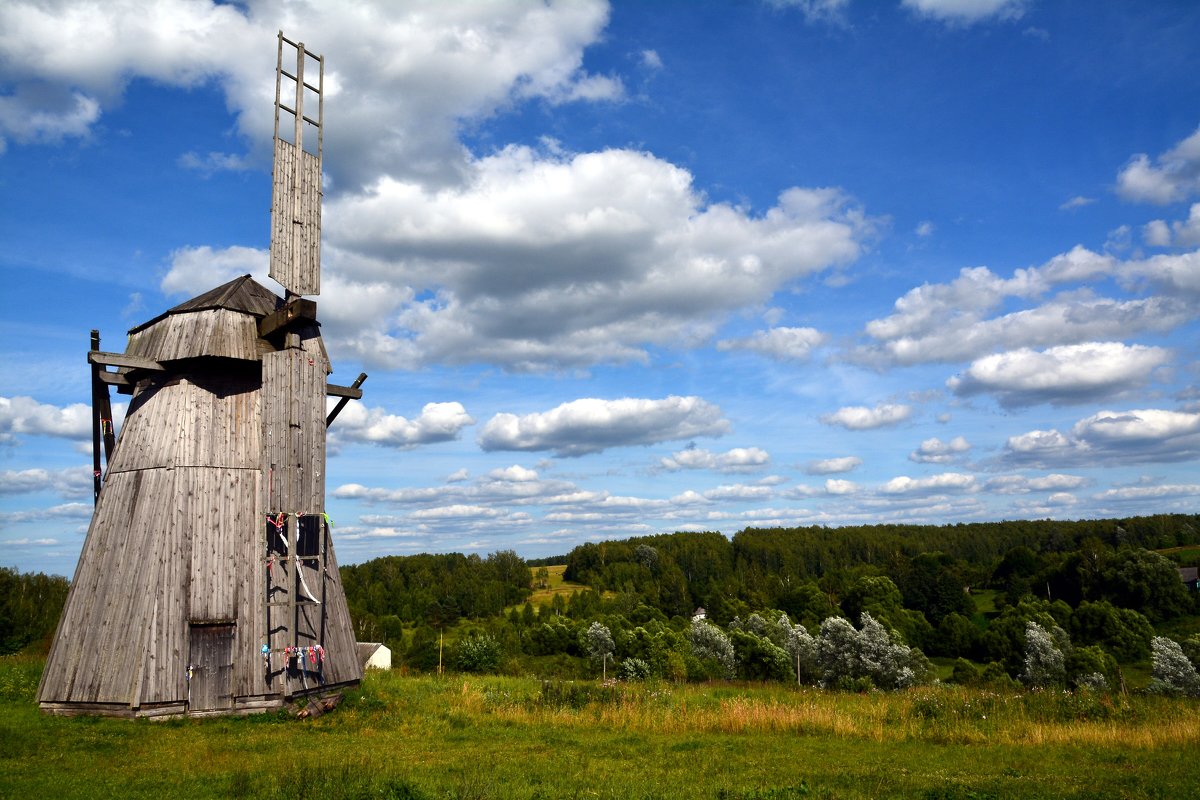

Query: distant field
[2,654,1197,799]
[1158,545,1200,564]
[525,564,585,607]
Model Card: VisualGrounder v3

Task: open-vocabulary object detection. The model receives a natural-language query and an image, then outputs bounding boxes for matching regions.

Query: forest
[6,514,1200,693]
[333,514,1200,692]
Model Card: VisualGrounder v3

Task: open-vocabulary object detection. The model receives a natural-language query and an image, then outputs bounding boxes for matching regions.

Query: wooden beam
[96,371,131,388]
[257,298,318,339]
[97,376,116,468]
[90,331,102,506]
[325,372,367,428]
[325,381,363,400]
[88,351,164,372]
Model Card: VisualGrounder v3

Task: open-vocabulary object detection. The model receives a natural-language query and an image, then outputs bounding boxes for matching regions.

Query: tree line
[344,514,1200,692]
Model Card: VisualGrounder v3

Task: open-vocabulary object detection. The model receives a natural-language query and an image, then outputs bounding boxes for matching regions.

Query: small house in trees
[37,34,365,718]
[1180,567,1199,592]
[357,642,392,671]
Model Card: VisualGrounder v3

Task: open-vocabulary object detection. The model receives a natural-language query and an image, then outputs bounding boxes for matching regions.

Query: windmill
[38,33,366,717]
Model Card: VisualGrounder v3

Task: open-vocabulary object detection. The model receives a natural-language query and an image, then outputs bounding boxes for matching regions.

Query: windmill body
[38,35,363,718]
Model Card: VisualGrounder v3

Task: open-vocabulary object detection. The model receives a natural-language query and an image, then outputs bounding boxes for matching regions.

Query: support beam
[90,331,103,505]
[325,381,364,400]
[88,351,165,372]
[96,371,132,388]
[88,335,120,507]
[325,372,367,428]
[257,298,318,339]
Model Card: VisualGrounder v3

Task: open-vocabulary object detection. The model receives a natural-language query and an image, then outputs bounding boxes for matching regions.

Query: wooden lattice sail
[38,34,365,718]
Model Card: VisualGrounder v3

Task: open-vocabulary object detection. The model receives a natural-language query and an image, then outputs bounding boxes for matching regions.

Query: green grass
[970,589,1000,615]
[1156,545,1200,565]
[3,654,1198,799]
[525,564,589,607]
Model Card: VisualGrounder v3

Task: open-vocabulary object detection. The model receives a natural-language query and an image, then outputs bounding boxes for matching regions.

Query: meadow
[2,653,1197,800]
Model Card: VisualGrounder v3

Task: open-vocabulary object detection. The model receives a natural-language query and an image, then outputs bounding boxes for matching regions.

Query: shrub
[689,619,736,679]
[816,613,925,690]
[773,614,819,685]
[949,658,980,686]
[1065,644,1118,692]
[730,629,795,682]
[454,633,501,674]
[1020,621,1066,690]
[618,657,651,681]
[1148,636,1200,697]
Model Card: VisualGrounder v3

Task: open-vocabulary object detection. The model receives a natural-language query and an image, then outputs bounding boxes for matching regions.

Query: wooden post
[325,372,367,427]
[290,41,305,293]
[287,512,297,696]
[88,331,101,506]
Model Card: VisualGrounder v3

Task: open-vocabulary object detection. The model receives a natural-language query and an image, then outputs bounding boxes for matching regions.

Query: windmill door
[188,624,235,712]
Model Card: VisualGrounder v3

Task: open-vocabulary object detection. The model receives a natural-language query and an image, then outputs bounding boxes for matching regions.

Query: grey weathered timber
[39,35,362,719]
[39,279,362,718]
[88,351,165,372]
[269,33,323,297]
[326,372,368,427]
[257,298,317,339]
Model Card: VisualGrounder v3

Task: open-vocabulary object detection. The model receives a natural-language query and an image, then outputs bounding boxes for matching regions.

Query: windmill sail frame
[270,32,323,298]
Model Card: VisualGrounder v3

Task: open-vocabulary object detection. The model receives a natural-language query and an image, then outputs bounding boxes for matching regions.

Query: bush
[618,657,651,681]
[730,629,795,682]
[1070,600,1152,662]
[1020,621,1066,690]
[949,658,980,686]
[1065,644,1118,692]
[1148,636,1200,697]
[689,619,736,679]
[455,634,501,673]
[816,613,926,690]
[773,614,819,684]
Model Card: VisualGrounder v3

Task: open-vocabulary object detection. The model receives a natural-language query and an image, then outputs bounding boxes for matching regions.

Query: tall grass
[2,655,1197,800]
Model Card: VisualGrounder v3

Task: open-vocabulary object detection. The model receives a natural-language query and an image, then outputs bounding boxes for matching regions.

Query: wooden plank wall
[108,373,260,474]
[269,138,321,296]
[312,534,364,688]
[40,367,264,711]
[41,331,360,714]
[126,310,262,363]
[37,468,187,706]
[187,469,256,622]
[261,346,325,514]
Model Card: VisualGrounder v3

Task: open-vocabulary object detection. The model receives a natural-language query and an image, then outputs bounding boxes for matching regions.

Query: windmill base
[38,681,357,720]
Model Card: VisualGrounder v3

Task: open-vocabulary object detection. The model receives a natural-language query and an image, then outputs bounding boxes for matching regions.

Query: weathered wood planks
[269,138,321,296]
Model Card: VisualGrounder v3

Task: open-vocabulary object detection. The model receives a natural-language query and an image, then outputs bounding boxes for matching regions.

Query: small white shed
[356,642,392,671]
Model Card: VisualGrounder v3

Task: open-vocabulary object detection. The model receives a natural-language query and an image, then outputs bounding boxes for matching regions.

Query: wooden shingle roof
[129,275,281,334]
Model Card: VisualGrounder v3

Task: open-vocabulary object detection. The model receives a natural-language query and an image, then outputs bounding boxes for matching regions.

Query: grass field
[525,565,594,608]
[2,653,1197,799]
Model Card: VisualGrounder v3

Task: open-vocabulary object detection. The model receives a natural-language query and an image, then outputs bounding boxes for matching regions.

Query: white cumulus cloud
[879,472,977,495]
[660,446,770,473]
[1116,125,1200,205]
[0,396,94,442]
[478,396,730,457]
[901,0,1028,25]
[330,401,474,449]
[821,403,912,431]
[805,456,862,474]
[948,342,1171,407]
[716,326,826,361]
[325,149,874,371]
[910,435,971,464]
[1003,408,1200,467]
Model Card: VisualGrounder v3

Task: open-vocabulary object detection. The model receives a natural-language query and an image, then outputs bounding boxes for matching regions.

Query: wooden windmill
[38,33,366,718]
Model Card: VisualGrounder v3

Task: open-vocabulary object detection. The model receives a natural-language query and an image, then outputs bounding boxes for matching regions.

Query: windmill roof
[129,275,282,334]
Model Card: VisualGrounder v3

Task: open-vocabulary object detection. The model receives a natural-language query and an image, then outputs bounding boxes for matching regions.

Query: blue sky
[3,0,1200,577]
